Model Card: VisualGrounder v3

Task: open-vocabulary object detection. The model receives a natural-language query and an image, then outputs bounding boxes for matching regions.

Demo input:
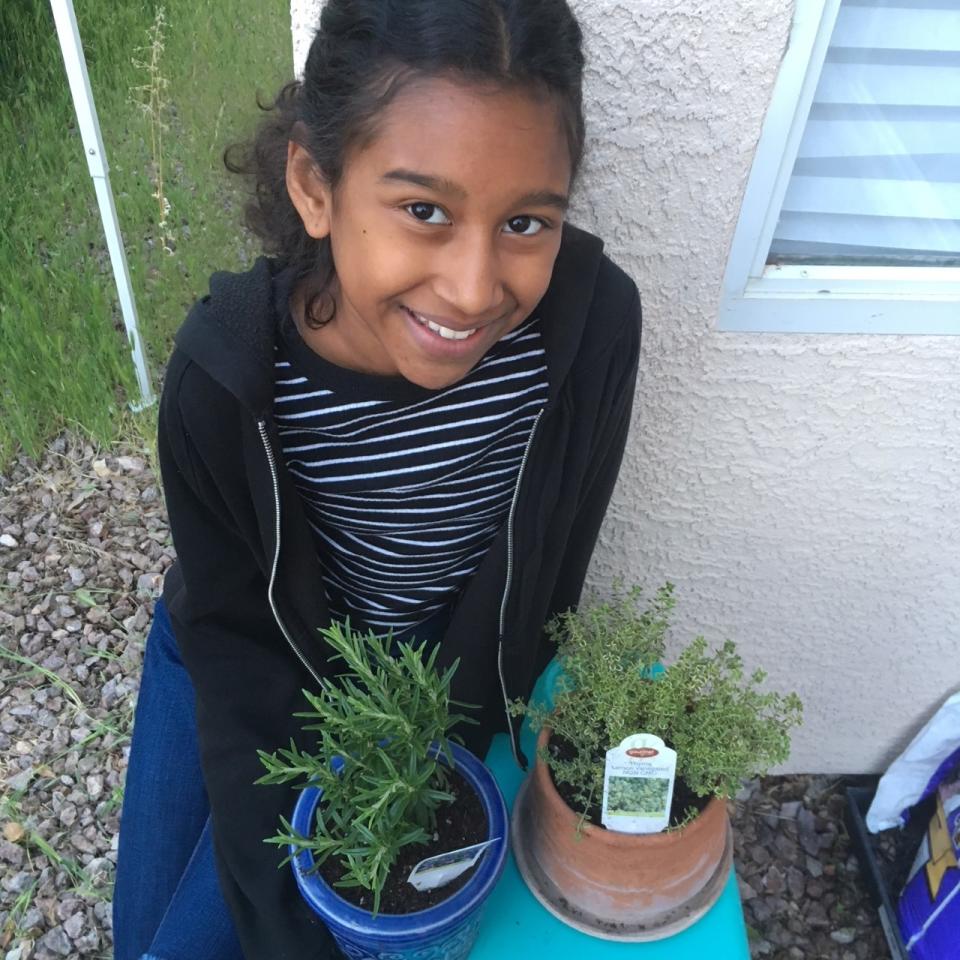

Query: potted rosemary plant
[256,620,508,960]
[510,582,802,941]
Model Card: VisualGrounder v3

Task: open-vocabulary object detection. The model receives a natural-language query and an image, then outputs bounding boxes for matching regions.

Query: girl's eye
[405,202,451,225]
[504,215,545,236]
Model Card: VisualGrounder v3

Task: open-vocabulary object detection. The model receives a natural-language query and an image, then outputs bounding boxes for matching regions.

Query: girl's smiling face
[286,75,573,390]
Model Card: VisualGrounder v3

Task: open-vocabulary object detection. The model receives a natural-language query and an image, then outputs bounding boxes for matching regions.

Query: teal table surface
[472,663,750,959]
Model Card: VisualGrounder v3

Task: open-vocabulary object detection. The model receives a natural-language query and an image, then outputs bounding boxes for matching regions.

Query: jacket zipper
[257,418,323,687]
[497,408,544,768]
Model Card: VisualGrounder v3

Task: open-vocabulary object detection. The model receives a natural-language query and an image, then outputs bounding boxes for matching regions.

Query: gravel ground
[0,431,895,960]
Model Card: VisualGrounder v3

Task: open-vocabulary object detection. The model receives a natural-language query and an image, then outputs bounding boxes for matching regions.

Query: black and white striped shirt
[272,312,549,636]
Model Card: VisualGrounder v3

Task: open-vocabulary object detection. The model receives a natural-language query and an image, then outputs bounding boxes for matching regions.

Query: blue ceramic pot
[289,742,508,960]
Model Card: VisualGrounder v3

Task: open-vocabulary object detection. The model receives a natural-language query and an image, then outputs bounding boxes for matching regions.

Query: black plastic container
[844,782,937,960]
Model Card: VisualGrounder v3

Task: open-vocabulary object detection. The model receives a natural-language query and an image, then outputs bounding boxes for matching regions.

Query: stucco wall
[289,0,960,773]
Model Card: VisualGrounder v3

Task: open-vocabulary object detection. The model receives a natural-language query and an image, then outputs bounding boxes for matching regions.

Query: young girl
[113,1,641,958]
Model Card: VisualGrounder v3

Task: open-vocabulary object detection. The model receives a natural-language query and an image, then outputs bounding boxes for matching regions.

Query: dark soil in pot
[317,769,488,913]
[549,734,711,829]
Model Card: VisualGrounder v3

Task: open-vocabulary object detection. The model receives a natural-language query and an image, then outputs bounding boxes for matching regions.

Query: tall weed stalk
[129,6,174,256]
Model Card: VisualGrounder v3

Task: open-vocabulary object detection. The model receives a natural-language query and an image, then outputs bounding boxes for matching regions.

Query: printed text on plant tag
[407,838,499,892]
[601,734,677,834]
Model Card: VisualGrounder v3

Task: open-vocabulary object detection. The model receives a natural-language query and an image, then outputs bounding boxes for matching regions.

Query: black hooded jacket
[156,222,641,958]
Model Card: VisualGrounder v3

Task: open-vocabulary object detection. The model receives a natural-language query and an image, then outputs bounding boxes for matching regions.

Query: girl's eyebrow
[515,189,570,213]
[380,168,569,212]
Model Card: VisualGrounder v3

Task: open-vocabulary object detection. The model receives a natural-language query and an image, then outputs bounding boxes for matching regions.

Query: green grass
[0,0,292,465]
[1,872,39,943]
[0,647,85,709]
[0,793,106,909]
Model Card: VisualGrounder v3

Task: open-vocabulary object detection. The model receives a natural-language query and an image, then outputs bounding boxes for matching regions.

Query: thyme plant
[514,583,803,819]
[256,620,475,914]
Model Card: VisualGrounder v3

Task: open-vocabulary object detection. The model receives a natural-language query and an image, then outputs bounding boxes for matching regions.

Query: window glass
[767,0,960,268]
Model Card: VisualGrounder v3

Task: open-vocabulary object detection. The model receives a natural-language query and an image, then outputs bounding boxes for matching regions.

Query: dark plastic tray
[844,783,930,960]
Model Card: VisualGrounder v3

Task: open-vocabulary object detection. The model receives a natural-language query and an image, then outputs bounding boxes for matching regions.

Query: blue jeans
[113,598,244,960]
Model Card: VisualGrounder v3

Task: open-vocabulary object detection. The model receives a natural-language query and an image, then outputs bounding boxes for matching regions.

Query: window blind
[768,0,960,267]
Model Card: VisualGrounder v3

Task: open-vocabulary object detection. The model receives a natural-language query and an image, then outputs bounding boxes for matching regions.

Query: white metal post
[49,0,156,410]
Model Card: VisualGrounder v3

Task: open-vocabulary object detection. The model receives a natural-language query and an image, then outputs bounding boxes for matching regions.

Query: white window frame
[719,0,960,335]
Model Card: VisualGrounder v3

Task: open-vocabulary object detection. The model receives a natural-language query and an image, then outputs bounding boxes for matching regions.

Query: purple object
[897,764,960,959]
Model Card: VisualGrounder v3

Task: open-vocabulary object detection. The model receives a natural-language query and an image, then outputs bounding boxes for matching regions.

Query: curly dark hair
[223,0,585,329]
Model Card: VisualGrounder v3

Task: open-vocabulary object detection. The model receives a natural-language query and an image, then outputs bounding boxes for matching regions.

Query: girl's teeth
[412,311,476,341]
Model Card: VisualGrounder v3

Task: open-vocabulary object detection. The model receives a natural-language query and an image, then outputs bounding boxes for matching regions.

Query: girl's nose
[435,230,506,319]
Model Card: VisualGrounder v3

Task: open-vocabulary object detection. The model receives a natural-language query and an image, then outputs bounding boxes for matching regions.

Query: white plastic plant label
[407,838,499,892]
[601,733,677,834]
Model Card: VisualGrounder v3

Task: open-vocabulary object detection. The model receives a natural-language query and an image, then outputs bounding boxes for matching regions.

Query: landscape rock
[61,912,83,939]
[35,925,71,957]
[830,928,857,945]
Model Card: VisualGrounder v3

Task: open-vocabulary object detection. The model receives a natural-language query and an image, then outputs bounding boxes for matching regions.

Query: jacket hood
[173,223,606,417]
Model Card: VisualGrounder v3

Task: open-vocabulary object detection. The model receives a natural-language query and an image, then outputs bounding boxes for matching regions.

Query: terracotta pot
[512,727,733,940]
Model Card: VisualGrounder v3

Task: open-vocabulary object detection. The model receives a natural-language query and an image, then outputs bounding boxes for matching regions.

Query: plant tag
[407,838,499,892]
[601,733,677,834]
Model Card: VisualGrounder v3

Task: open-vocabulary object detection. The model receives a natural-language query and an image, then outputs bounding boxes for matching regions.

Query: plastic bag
[867,692,960,834]
[896,763,960,959]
